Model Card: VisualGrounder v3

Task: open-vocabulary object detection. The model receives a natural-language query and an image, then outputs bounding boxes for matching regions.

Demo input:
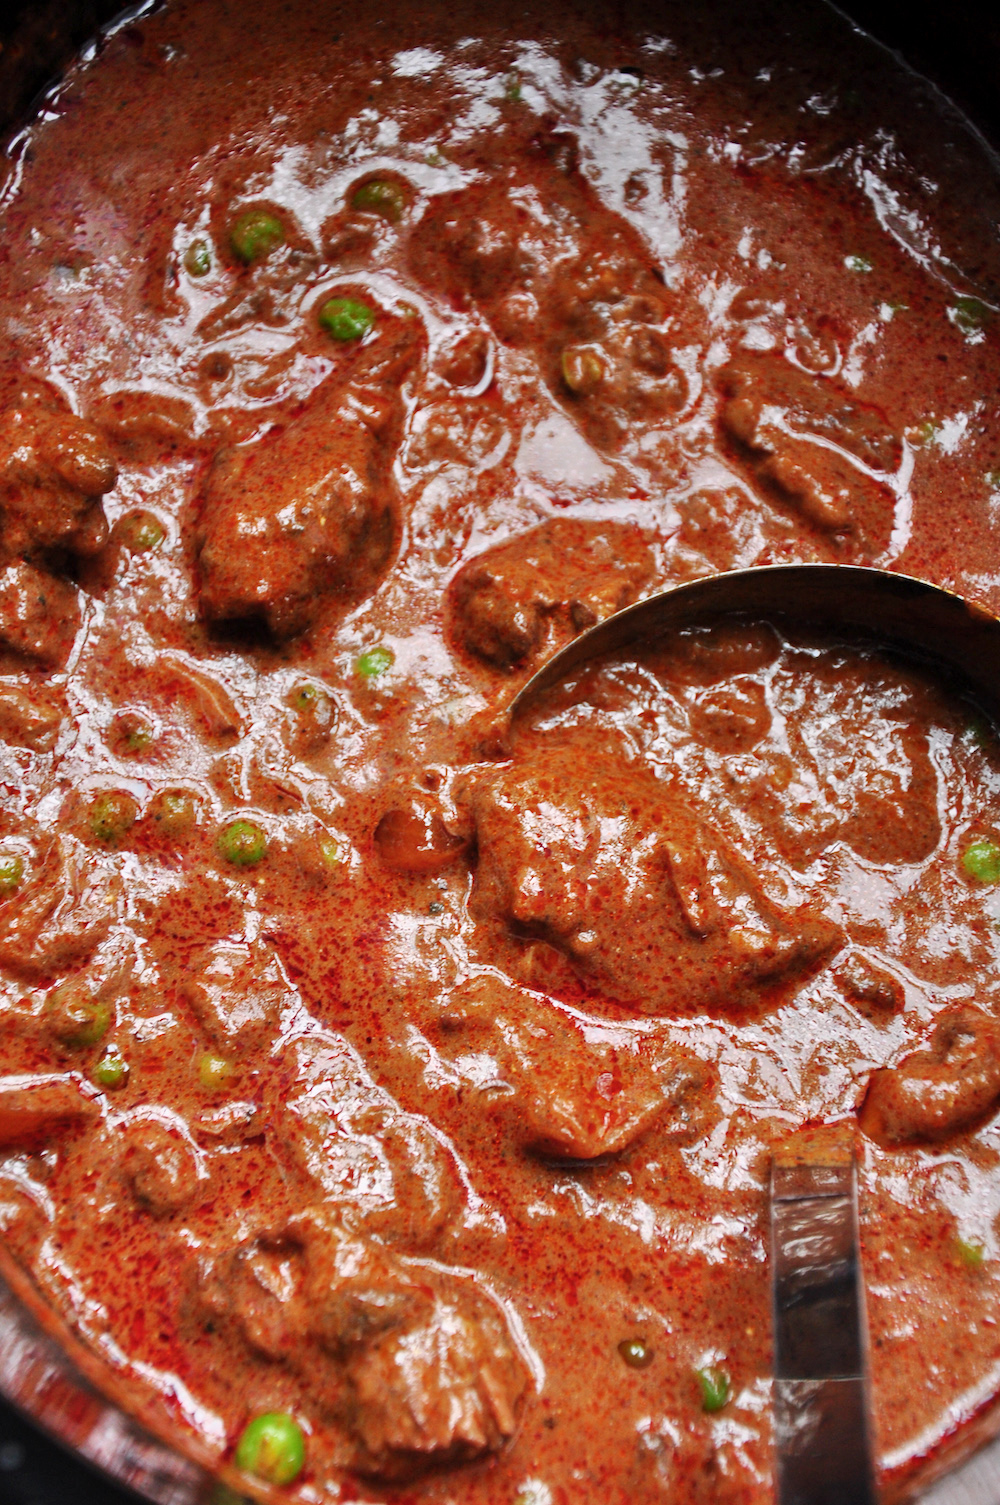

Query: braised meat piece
[0,835,119,982]
[183,939,292,1055]
[0,1072,98,1146]
[0,560,80,669]
[834,951,905,1020]
[195,312,421,637]
[117,1115,206,1217]
[437,975,715,1158]
[449,517,654,671]
[409,131,683,449]
[269,1031,465,1248]
[198,1205,529,1480]
[860,1008,1000,1146]
[0,382,117,561]
[716,353,901,554]
[0,682,67,751]
[341,1269,526,1478]
[374,794,470,873]
[465,743,840,1014]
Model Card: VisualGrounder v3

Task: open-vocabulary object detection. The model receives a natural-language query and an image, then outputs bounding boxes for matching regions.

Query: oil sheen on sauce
[0,0,998,1501]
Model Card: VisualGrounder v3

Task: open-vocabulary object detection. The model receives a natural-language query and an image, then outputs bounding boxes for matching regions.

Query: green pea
[964,717,991,750]
[289,681,335,740]
[46,982,113,1048]
[696,1365,730,1413]
[956,1235,986,1270]
[618,1337,653,1369]
[184,239,212,277]
[217,818,268,867]
[319,836,342,869]
[952,296,990,336]
[93,1046,129,1090]
[230,209,285,265]
[151,789,198,838]
[561,346,605,395]
[234,1412,305,1486]
[89,790,139,844]
[351,179,407,222]
[198,1052,234,1090]
[505,73,522,102]
[962,838,1000,884]
[0,853,24,897]
[319,296,375,342]
[355,645,394,679]
[118,510,165,553]
[845,254,872,273]
[113,713,153,755]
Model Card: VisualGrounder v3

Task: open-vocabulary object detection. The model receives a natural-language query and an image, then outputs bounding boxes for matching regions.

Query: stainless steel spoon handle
[771,1157,876,1505]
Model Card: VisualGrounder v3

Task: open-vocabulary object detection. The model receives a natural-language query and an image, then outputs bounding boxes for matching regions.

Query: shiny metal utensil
[508,562,1000,1498]
[0,1252,212,1505]
[509,563,1000,723]
[771,1151,875,1505]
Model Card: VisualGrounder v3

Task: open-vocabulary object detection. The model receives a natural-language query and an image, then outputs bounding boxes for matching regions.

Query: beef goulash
[0,0,999,1499]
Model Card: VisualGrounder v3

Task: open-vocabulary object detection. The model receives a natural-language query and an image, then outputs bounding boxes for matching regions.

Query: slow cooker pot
[0,2,997,1502]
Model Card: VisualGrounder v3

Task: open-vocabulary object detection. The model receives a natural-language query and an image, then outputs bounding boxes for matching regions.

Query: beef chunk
[464,743,840,1014]
[834,951,905,1019]
[196,314,421,638]
[0,560,80,669]
[408,130,683,450]
[860,1008,1000,1146]
[374,791,470,873]
[657,620,783,686]
[117,1115,205,1216]
[0,835,119,981]
[183,939,291,1054]
[438,975,715,1158]
[341,1270,525,1478]
[197,1231,306,1366]
[449,518,654,671]
[717,354,900,554]
[0,682,67,751]
[198,1205,528,1479]
[0,1072,98,1146]
[269,1031,464,1247]
[687,679,772,752]
[0,383,117,561]
[196,392,390,637]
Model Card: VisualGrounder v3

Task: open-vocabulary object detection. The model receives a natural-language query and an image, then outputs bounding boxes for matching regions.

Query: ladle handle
[771,1157,876,1505]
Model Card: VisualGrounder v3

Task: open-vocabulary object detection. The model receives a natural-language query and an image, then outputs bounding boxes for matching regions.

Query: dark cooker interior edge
[0,1,997,1503]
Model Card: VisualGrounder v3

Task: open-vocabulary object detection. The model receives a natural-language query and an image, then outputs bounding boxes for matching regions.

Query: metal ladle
[509,563,1000,724]
[510,563,1000,1505]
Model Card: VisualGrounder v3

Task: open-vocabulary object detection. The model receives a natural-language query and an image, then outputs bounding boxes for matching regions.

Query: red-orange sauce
[0,0,999,1500]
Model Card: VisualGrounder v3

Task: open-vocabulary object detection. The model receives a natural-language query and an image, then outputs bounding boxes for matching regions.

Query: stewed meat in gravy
[0,0,999,1499]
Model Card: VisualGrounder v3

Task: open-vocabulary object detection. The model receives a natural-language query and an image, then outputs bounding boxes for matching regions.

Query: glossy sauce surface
[0,1,999,1500]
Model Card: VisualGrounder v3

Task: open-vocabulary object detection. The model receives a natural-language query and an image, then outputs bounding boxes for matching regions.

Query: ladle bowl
[510,564,1000,723]
[511,562,1000,1505]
